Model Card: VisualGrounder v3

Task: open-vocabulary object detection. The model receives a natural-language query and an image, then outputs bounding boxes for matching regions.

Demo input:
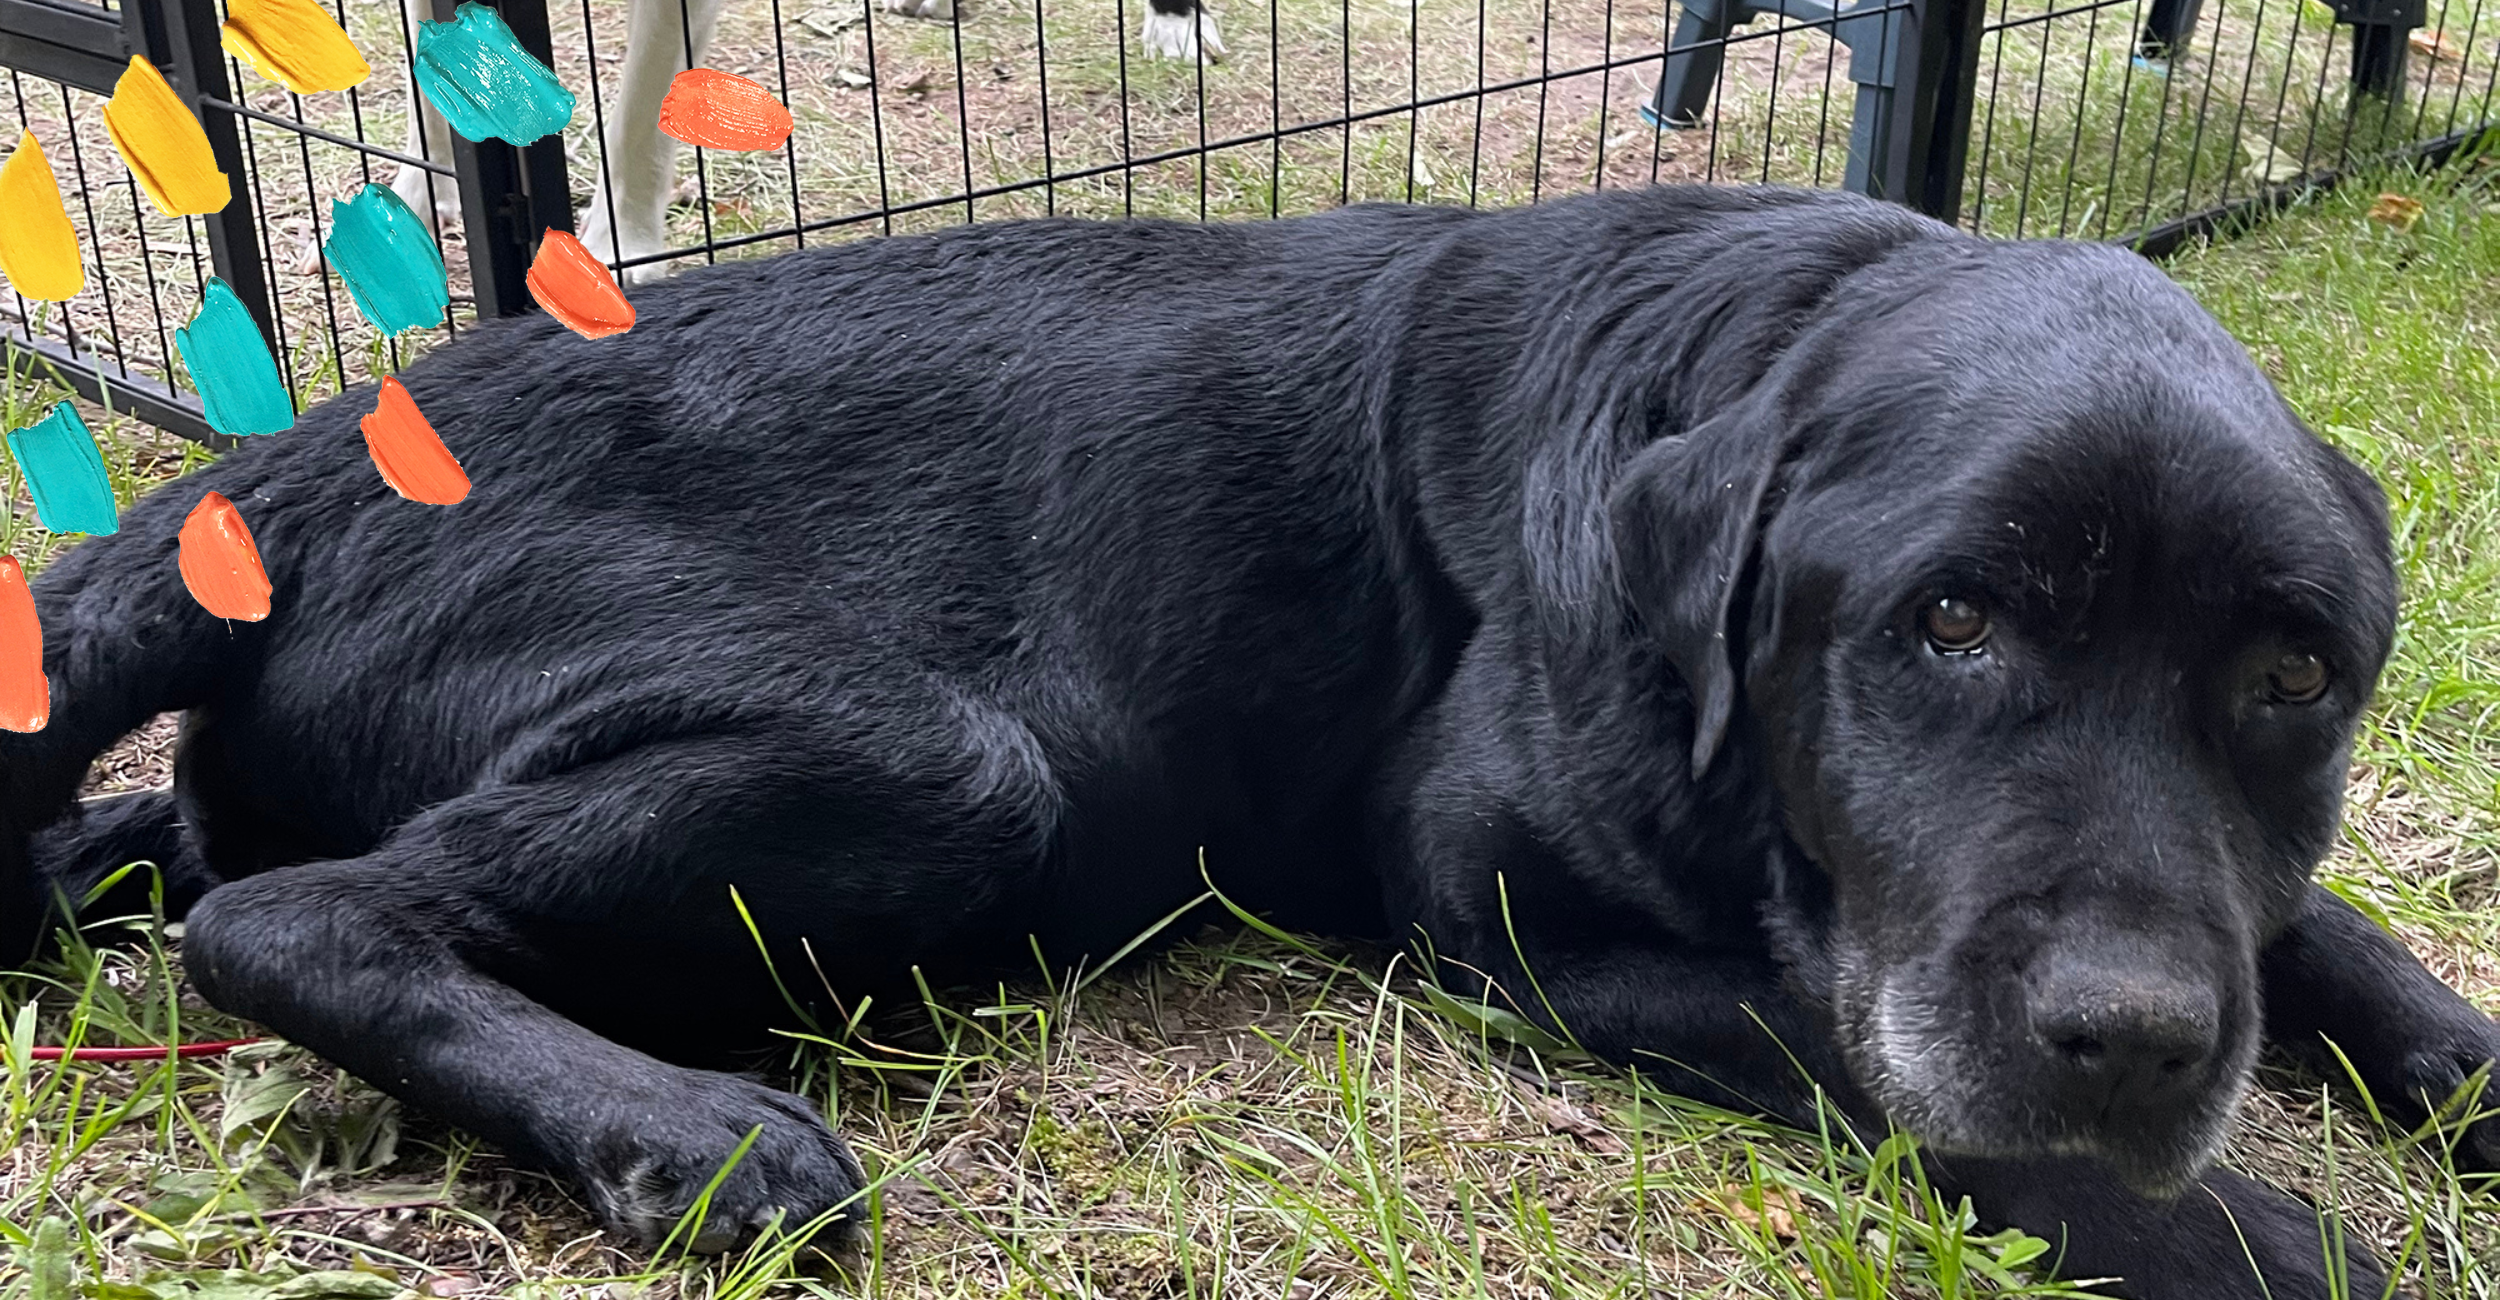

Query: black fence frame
[0,0,576,444]
[0,0,2491,446]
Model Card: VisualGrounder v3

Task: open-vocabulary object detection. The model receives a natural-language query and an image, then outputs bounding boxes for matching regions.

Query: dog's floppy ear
[1606,385,1793,776]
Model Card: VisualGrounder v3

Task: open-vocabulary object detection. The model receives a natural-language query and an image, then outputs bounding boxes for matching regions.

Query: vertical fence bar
[1872,0,1988,219]
[132,0,278,354]
[430,0,572,319]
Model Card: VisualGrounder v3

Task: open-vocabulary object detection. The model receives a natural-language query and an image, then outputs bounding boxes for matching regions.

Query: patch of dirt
[81,712,182,799]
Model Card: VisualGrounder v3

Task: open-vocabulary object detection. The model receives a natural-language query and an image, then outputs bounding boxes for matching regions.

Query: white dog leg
[387,0,463,237]
[577,0,728,286]
[1139,0,1225,63]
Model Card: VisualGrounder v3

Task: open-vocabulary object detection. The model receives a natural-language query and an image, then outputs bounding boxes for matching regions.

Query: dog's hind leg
[178,709,1046,1251]
[0,532,249,959]
[576,0,726,286]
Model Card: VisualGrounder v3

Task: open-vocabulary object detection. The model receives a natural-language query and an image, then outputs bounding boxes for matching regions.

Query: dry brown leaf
[1709,1185,1805,1240]
[2408,28,2464,60]
[1521,1092,1627,1153]
[2368,192,2425,230]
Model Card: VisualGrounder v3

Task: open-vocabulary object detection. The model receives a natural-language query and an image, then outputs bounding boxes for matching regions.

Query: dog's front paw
[2182,1170,2402,1300]
[1944,1157,2397,1300]
[2393,1019,2500,1172]
[572,213,674,287]
[387,166,460,237]
[576,1069,866,1253]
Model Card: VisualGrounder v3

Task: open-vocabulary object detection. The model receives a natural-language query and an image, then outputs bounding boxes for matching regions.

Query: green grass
[2167,155,2500,950]
[3,163,2498,1299]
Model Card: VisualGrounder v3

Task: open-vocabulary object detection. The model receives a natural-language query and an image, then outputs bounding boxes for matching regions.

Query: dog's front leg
[1927,1155,2394,1300]
[576,0,726,285]
[1460,936,2390,1297]
[386,0,462,240]
[1510,948,2395,1298]
[1445,940,1872,1129]
[2262,881,2500,1168]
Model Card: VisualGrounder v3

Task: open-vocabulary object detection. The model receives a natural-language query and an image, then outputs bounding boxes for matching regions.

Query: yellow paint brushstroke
[102,57,229,216]
[0,132,82,301]
[221,0,371,94]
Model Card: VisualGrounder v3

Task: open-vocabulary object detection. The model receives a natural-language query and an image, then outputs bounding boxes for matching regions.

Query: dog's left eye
[1922,598,1990,654]
[2265,652,2329,704]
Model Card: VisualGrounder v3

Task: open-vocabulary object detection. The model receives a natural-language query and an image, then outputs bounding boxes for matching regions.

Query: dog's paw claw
[580,1072,865,1254]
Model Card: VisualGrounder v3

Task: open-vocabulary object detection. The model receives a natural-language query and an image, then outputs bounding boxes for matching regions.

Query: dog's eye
[1922,598,1990,654]
[2265,652,2329,704]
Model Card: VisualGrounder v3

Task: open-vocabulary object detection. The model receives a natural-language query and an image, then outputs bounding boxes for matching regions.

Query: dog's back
[4,183,1932,966]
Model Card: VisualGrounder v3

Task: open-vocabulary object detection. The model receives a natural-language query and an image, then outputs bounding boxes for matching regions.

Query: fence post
[2328,0,2425,100]
[428,0,573,319]
[1867,0,1988,222]
[126,0,279,355]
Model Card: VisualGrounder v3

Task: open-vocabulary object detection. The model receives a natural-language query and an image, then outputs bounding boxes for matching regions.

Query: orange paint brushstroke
[179,491,272,622]
[362,377,471,505]
[0,557,48,732]
[525,229,635,339]
[656,69,794,151]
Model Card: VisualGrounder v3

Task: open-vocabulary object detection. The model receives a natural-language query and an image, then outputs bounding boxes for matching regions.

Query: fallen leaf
[2407,28,2463,60]
[834,68,873,89]
[1709,1185,1805,1240]
[2238,134,2305,185]
[1522,1090,1626,1153]
[2368,192,2424,230]
[419,1276,477,1297]
[797,7,863,38]
[896,70,933,95]
[265,1273,404,1300]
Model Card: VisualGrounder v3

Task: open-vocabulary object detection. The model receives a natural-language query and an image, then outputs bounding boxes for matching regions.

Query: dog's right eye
[1922,598,1990,655]
[2265,652,2329,704]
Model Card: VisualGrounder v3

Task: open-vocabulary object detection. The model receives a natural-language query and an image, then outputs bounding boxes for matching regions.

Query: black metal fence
[2,0,2493,445]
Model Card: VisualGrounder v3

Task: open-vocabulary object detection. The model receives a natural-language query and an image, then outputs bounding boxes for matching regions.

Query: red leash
[28,1037,263,1062]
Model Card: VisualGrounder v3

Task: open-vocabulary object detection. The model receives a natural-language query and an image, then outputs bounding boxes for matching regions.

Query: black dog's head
[1609,238,2398,1193]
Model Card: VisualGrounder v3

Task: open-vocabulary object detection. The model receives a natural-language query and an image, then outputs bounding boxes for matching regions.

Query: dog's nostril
[2056,1035,2106,1064]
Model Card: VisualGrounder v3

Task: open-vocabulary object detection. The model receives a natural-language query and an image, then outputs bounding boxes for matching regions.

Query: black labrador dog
[4,184,2493,1298]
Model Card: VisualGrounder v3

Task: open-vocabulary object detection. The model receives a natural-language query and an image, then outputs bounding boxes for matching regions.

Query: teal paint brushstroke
[324,184,450,336]
[175,277,294,436]
[5,402,118,536]
[414,3,576,146]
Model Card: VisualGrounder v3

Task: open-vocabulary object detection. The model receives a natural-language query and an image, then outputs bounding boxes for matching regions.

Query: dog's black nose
[2026,947,2220,1110]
